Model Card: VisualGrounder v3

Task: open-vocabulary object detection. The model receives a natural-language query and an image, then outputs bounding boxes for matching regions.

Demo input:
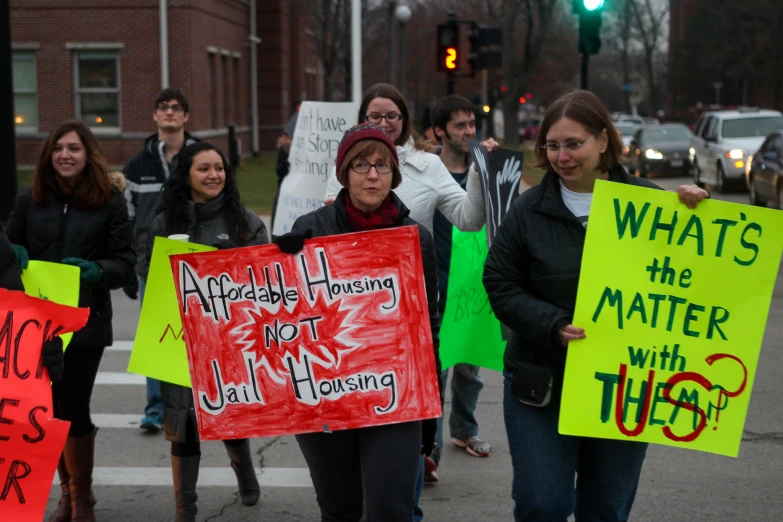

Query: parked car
[519,117,541,141]
[745,131,783,207]
[616,122,639,164]
[628,124,693,178]
[615,114,645,125]
[690,108,783,192]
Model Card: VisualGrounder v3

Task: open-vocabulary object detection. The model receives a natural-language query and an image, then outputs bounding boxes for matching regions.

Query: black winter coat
[146,195,269,443]
[291,189,442,383]
[483,165,660,396]
[0,227,23,291]
[6,172,136,348]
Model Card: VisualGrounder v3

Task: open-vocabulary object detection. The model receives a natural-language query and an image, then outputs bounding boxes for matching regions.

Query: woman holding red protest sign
[483,90,708,522]
[276,123,441,521]
[6,120,135,522]
[145,142,268,522]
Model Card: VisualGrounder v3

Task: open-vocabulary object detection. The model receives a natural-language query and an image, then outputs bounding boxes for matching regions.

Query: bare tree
[628,0,669,115]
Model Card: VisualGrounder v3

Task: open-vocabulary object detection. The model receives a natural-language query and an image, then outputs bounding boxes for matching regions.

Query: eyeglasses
[365,112,402,124]
[351,161,393,174]
[157,103,185,113]
[540,135,595,153]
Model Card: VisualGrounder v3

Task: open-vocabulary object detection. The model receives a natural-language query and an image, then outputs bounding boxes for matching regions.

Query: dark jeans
[170,415,245,457]
[52,344,105,437]
[503,372,647,522]
[296,421,421,521]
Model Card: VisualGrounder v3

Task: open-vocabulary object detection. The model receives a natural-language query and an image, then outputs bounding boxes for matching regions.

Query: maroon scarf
[343,192,399,231]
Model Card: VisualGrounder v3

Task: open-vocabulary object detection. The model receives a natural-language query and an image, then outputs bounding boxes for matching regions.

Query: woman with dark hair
[483,90,708,522]
[285,123,441,521]
[6,120,135,522]
[145,141,267,522]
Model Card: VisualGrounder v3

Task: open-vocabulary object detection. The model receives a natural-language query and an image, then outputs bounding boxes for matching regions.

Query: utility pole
[0,0,17,222]
[387,1,397,84]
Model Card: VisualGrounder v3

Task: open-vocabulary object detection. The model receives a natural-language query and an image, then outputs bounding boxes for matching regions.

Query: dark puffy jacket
[146,194,269,443]
[6,172,136,348]
[123,132,199,276]
[291,189,442,387]
[483,165,660,396]
[0,227,23,291]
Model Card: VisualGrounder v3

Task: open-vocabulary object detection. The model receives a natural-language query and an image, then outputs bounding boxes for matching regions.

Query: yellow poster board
[127,237,215,387]
[21,260,81,349]
[559,181,783,457]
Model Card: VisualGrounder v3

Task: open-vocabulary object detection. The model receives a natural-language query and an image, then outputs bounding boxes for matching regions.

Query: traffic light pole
[447,71,455,95]
[580,53,589,90]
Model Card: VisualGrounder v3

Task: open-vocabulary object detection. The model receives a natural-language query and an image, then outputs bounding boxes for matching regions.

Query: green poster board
[439,226,506,371]
[21,260,81,349]
[127,237,215,387]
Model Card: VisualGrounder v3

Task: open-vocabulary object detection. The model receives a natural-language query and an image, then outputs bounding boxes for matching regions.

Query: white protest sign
[272,101,360,236]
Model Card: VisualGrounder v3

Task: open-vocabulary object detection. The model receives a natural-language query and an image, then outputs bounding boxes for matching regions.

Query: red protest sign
[171,226,441,440]
[0,289,88,522]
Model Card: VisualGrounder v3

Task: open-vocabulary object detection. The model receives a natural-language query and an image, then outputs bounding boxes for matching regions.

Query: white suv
[690,108,783,192]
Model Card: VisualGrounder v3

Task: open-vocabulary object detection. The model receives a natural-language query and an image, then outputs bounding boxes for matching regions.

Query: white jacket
[325,139,485,233]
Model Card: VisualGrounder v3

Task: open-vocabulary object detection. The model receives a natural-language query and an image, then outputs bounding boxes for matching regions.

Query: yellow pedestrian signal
[446,47,458,70]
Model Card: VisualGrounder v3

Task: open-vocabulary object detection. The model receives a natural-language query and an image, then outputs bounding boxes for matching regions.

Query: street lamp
[395,4,412,96]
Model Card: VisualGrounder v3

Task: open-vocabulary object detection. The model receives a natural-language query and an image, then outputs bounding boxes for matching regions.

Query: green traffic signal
[583,0,605,11]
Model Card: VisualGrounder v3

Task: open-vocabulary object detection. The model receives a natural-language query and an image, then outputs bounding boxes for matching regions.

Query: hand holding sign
[0,289,89,522]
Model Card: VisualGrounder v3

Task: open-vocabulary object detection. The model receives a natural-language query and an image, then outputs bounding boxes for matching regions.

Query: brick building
[10,0,323,167]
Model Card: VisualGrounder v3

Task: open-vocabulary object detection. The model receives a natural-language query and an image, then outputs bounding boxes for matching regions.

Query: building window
[208,52,217,129]
[222,54,230,126]
[13,52,38,130]
[75,51,120,129]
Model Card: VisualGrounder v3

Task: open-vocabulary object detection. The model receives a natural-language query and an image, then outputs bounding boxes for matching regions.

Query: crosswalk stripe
[91,414,142,428]
[96,372,146,385]
[107,341,134,352]
[53,467,313,488]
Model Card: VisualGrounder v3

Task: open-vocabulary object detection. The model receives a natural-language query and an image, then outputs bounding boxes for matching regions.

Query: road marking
[53,467,313,488]
[91,414,142,428]
[107,341,133,352]
[96,372,146,385]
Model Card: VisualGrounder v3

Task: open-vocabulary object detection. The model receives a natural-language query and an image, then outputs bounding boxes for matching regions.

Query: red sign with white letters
[171,226,441,440]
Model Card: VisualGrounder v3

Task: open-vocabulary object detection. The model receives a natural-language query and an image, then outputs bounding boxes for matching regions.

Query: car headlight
[645,149,664,160]
[689,147,695,157]
[726,149,744,159]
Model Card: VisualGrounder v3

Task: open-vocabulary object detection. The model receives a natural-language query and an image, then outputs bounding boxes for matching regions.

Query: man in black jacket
[123,87,198,432]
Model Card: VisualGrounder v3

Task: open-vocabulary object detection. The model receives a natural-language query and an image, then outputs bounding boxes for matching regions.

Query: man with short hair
[426,95,491,481]
[123,87,199,432]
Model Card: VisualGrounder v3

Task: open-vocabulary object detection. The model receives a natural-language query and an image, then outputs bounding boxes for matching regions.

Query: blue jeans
[139,276,163,420]
[434,363,483,465]
[503,371,647,522]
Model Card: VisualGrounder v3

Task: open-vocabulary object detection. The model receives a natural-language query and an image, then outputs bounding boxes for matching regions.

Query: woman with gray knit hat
[275,123,441,521]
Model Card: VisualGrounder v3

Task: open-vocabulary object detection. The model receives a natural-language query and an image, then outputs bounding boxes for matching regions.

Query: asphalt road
[43,177,783,521]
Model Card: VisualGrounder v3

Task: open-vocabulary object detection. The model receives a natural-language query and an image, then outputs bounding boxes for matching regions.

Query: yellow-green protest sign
[559,180,783,457]
[439,227,506,371]
[128,237,215,387]
[21,260,81,349]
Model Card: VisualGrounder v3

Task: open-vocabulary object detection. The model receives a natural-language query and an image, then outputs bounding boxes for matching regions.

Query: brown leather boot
[63,429,97,522]
[223,439,260,506]
[171,455,200,522]
[47,455,71,522]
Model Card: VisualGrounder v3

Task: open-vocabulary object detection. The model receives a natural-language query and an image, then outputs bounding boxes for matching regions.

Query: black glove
[212,239,238,250]
[122,275,139,300]
[42,336,64,382]
[273,229,312,254]
[421,418,437,456]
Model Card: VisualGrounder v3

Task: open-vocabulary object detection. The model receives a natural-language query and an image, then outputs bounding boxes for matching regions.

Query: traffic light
[573,0,604,55]
[468,23,502,74]
[437,21,460,72]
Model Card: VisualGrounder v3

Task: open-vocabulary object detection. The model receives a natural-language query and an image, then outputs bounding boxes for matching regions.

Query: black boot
[171,455,200,522]
[224,440,260,506]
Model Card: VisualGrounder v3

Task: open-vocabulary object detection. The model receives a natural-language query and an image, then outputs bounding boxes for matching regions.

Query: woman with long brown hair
[7,120,135,522]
